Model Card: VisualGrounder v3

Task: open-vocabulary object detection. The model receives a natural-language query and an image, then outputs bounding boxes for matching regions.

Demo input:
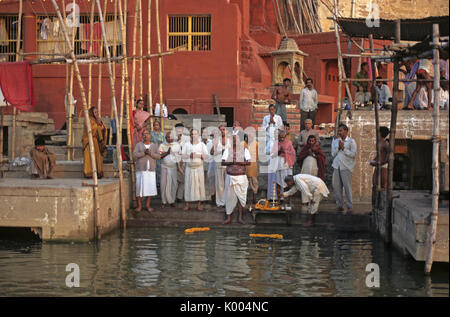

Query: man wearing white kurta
[282,174,330,226]
[331,124,357,213]
[221,136,251,225]
[182,129,209,211]
[159,132,181,207]
[262,104,284,155]
[262,104,283,200]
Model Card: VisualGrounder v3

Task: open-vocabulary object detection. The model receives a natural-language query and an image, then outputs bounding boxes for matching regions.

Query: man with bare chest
[370,126,390,206]
[271,78,293,125]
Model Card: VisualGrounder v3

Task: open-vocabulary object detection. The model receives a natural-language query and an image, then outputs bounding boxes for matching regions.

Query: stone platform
[0,178,131,242]
[126,200,372,230]
[374,191,449,263]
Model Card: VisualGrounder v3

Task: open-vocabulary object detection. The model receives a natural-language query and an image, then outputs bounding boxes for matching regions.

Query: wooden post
[424,23,441,274]
[50,0,101,240]
[155,0,164,131]
[369,34,381,211]
[385,19,401,244]
[147,0,154,129]
[11,0,22,160]
[95,0,127,228]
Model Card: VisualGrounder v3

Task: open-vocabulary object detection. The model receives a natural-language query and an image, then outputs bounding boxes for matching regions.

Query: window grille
[168,15,211,52]
[0,15,23,62]
[36,14,123,61]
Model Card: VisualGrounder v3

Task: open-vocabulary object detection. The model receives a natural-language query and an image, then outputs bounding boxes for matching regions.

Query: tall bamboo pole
[50,0,101,240]
[369,34,381,212]
[11,0,22,160]
[130,0,139,109]
[155,0,164,131]
[333,0,342,136]
[118,0,137,209]
[147,0,154,129]
[425,23,441,274]
[97,0,108,117]
[385,20,401,244]
[110,0,118,145]
[138,0,143,100]
[88,0,96,109]
[95,0,127,228]
[67,0,76,161]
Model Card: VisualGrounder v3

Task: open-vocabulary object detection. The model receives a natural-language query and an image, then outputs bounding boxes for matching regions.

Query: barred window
[168,15,211,52]
[0,15,23,62]
[36,15,123,61]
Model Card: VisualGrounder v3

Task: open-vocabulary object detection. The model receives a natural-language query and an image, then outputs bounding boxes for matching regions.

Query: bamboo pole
[147,0,154,129]
[130,0,139,110]
[50,0,101,240]
[119,0,137,209]
[11,0,22,160]
[95,0,127,228]
[0,106,3,163]
[109,0,118,146]
[155,0,164,131]
[67,0,76,161]
[139,0,143,100]
[424,23,441,274]
[97,0,108,118]
[369,34,381,212]
[333,0,342,136]
[385,20,401,244]
[88,0,95,109]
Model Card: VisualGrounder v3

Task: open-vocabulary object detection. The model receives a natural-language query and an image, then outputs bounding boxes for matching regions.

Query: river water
[0,226,448,297]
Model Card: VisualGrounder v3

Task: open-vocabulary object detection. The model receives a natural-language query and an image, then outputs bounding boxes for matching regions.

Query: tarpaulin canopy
[0,61,35,111]
[336,16,449,42]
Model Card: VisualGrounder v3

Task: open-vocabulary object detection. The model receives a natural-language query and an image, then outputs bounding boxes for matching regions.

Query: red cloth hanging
[83,22,102,57]
[0,61,35,111]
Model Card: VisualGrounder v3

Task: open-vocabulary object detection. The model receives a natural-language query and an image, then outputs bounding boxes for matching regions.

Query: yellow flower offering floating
[249,234,283,239]
[185,227,210,234]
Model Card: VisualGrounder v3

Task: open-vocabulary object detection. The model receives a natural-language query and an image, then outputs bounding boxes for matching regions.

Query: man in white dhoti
[182,129,209,211]
[211,124,230,209]
[221,135,251,225]
[133,130,170,212]
[159,132,181,208]
[282,174,330,227]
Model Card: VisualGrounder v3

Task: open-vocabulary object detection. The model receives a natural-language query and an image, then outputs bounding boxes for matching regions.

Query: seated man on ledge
[281,174,329,227]
[30,136,56,179]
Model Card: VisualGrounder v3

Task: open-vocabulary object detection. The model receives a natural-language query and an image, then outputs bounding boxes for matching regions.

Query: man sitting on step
[30,136,56,179]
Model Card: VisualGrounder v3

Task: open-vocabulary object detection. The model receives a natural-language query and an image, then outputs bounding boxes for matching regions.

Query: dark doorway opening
[214,107,234,127]
[173,108,188,115]
[393,139,433,190]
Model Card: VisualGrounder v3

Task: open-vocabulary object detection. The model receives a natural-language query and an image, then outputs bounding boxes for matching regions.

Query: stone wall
[346,109,449,202]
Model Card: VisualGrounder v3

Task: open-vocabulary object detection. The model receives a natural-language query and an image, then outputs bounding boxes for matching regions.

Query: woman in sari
[297,135,326,180]
[133,99,151,149]
[83,107,107,179]
[150,120,165,184]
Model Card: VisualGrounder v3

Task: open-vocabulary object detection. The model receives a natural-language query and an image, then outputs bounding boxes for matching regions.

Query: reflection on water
[0,227,448,297]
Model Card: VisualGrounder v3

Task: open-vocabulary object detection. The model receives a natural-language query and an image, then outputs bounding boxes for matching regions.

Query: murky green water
[0,226,448,297]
